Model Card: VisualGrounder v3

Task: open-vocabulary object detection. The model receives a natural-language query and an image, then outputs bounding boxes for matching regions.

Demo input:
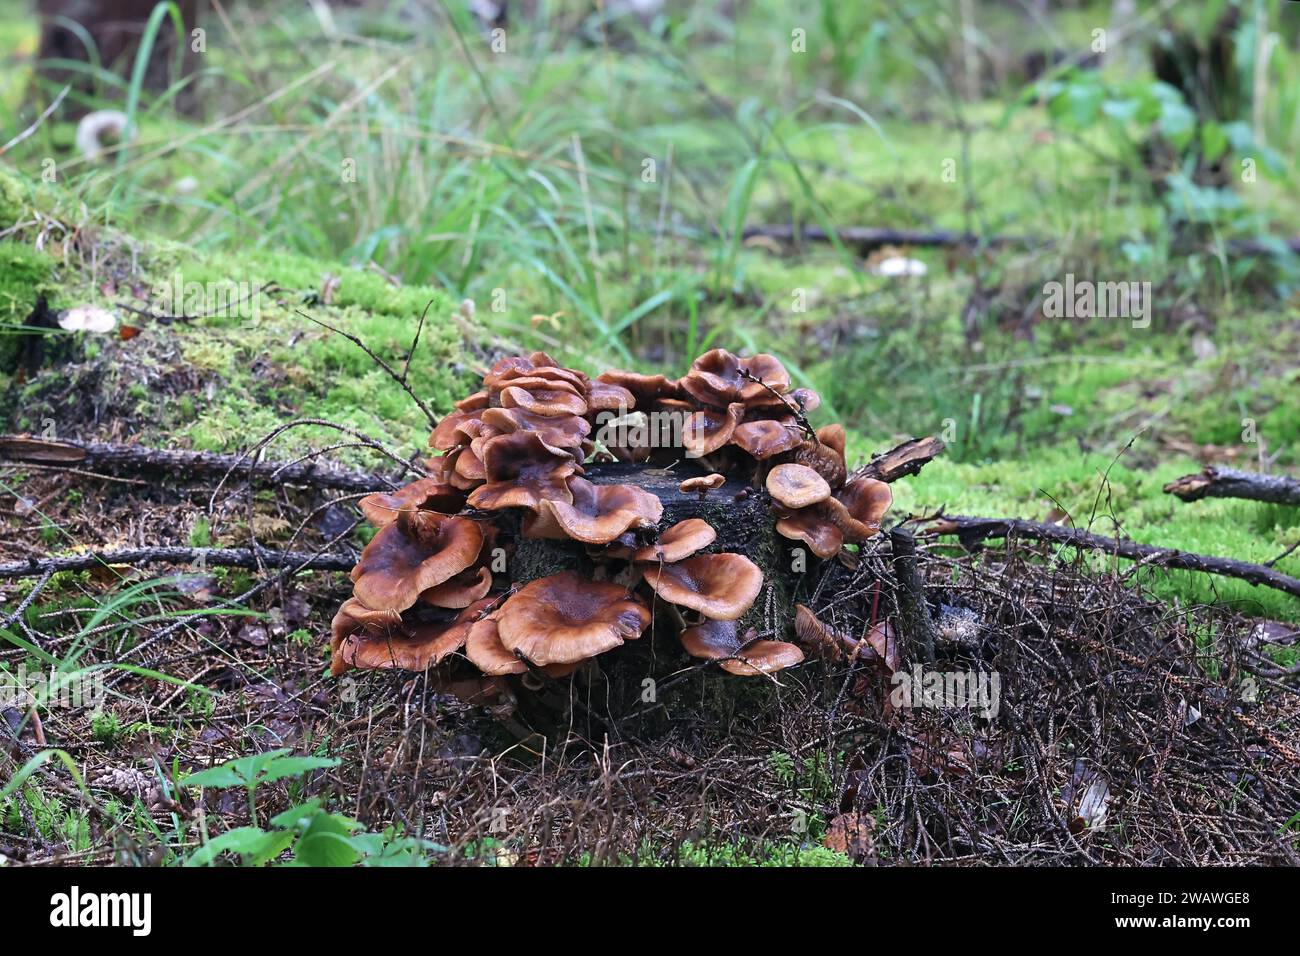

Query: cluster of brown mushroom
[329,348,894,694]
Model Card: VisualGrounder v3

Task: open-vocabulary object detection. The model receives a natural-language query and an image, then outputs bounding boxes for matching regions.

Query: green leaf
[295,832,361,867]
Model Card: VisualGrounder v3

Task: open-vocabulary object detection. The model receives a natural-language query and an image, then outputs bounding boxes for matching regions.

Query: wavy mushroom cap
[358,478,466,527]
[500,384,588,418]
[823,477,893,542]
[683,402,745,457]
[719,640,805,676]
[331,598,494,676]
[596,370,680,408]
[421,565,493,608]
[486,353,590,396]
[766,462,832,509]
[464,615,526,675]
[350,511,484,613]
[530,475,664,544]
[732,420,803,459]
[681,349,791,407]
[466,432,580,511]
[816,423,846,457]
[775,508,844,559]
[430,408,485,451]
[495,572,650,665]
[634,518,717,563]
[331,598,402,650]
[481,406,591,448]
[643,553,763,620]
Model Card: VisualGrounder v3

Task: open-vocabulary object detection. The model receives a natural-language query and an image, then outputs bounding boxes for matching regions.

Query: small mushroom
[678,618,745,659]
[500,384,588,418]
[495,572,650,665]
[766,462,832,510]
[350,511,484,614]
[678,473,725,499]
[633,518,717,563]
[642,553,763,620]
[596,370,680,408]
[677,619,804,676]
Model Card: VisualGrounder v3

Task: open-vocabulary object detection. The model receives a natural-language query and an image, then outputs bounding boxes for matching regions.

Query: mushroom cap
[678,473,725,495]
[719,640,805,676]
[732,420,803,459]
[500,384,588,418]
[681,349,791,407]
[331,598,494,676]
[816,423,846,457]
[823,477,893,541]
[480,406,591,449]
[793,435,848,488]
[683,402,745,457]
[464,614,526,675]
[485,353,589,395]
[466,432,580,511]
[766,463,832,509]
[453,389,490,412]
[350,511,484,613]
[430,408,485,451]
[358,477,466,527]
[790,387,821,412]
[421,565,493,608]
[331,597,402,649]
[633,518,717,563]
[587,379,636,412]
[495,571,650,665]
[643,553,763,620]
[531,476,664,544]
[678,617,744,659]
[596,370,680,408]
[775,508,844,559]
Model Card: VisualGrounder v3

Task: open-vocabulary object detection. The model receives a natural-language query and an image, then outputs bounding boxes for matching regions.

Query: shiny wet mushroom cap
[495,571,650,665]
[633,518,717,563]
[358,477,466,528]
[774,507,843,559]
[766,462,832,509]
[349,511,484,614]
[331,598,494,676]
[529,475,663,544]
[466,431,580,511]
[732,420,803,460]
[643,553,763,621]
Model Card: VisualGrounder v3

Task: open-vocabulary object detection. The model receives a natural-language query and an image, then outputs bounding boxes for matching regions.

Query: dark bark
[1163,467,1300,506]
[0,546,356,578]
[0,434,394,493]
[888,527,937,663]
[929,514,1300,599]
[858,436,946,483]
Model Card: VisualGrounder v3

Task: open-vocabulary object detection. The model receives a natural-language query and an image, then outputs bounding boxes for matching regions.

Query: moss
[0,166,28,231]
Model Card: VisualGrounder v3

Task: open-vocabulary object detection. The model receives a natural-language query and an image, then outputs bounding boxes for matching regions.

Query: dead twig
[1164,466,1300,507]
[0,546,356,579]
[924,514,1300,600]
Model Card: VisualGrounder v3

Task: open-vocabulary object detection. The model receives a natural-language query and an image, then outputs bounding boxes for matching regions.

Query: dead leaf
[822,812,876,863]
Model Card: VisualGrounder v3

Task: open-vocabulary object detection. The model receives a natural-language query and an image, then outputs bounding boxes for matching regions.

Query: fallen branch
[741,224,1028,252]
[1163,466,1300,506]
[858,436,945,483]
[925,514,1300,600]
[0,435,391,493]
[739,224,1300,258]
[0,546,356,579]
